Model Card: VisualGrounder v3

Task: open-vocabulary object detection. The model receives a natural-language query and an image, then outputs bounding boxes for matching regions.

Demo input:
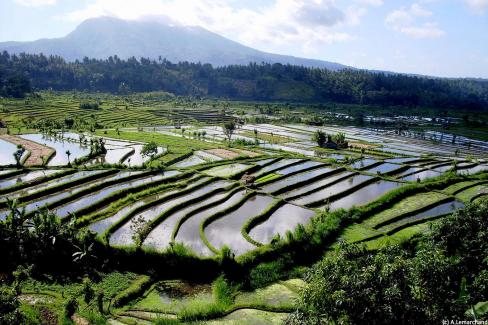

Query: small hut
[241,172,256,187]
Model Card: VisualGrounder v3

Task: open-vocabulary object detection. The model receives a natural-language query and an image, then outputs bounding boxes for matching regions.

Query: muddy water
[249,204,315,244]
[280,171,355,199]
[205,195,274,255]
[261,167,335,193]
[175,190,247,256]
[328,180,402,210]
[292,174,373,206]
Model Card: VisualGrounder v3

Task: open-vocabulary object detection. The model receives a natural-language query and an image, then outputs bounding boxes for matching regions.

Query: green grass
[255,173,281,184]
[94,130,214,165]
[455,184,488,202]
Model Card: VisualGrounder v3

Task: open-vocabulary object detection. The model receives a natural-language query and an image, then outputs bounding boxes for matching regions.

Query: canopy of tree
[288,199,488,324]
[1,51,488,111]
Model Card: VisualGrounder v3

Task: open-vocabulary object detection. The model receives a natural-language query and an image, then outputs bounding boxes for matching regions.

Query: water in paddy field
[205,195,275,256]
[327,180,402,211]
[175,190,247,257]
[88,201,147,235]
[292,174,373,206]
[249,204,316,244]
[384,157,420,164]
[143,191,228,251]
[457,165,488,175]
[19,134,91,166]
[378,200,465,232]
[364,163,404,175]
[401,169,441,182]
[173,155,207,168]
[3,170,105,201]
[280,171,355,199]
[349,158,378,169]
[203,163,249,177]
[108,178,222,246]
[276,160,324,175]
[253,158,304,177]
[0,169,62,189]
[54,171,176,218]
[261,167,335,194]
[0,139,19,165]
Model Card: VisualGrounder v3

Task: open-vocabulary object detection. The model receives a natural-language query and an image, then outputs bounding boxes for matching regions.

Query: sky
[1,0,487,78]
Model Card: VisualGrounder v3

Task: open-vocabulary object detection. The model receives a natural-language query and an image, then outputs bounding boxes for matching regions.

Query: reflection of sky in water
[262,167,334,193]
[250,204,315,244]
[53,171,157,218]
[205,195,274,255]
[175,190,247,257]
[328,181,401,211]
[379,200,464,231]
[0,139,18,165]
[0,169,61,188]
[281,172,354,199]
[20,134,91,166]
[293,174,372,205]
[144,192,228,251]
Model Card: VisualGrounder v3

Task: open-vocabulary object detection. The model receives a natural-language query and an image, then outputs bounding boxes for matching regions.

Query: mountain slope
[0,16,347,70]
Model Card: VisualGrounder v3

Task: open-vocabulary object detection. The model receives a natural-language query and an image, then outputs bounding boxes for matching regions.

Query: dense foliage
[0,201,101,275]
[1,51,488,111]
[289,198,488,324]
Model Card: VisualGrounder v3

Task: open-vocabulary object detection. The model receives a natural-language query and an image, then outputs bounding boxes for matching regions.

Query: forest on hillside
[1,51,488,112]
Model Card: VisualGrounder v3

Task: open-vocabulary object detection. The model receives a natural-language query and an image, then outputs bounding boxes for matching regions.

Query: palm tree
[66,150,71,166]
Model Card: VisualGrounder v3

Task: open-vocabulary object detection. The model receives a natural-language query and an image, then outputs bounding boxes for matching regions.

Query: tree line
[1,51,488,112]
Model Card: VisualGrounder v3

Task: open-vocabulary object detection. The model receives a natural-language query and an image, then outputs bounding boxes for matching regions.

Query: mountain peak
[0,16,348,70]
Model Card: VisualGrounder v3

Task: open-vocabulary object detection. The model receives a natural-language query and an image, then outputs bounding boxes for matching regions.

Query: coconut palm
[65,150,71,166]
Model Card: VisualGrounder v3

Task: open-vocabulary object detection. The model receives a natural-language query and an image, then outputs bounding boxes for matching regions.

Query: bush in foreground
[288,198,488,324]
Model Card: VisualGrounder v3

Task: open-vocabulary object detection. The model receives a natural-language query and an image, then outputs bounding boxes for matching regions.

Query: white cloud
[15,0,56,6]
[61,0,366,52]
[385,3,445,39]
[465,0,488,14]
[353,0,383,6]
[401,23,445,38]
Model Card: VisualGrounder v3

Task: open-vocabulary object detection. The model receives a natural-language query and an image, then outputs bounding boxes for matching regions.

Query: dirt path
[0,134,55,166]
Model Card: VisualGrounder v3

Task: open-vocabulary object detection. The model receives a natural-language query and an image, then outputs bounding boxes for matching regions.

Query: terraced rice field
[1,122,487,262]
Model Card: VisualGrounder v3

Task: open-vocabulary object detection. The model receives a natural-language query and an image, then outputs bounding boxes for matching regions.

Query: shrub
[64,297,78,318]
[288,199,488,324]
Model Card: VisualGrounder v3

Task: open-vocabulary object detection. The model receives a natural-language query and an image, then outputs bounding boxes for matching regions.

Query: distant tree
[312,130,327,148]
[64,118,74,129]
[13,145,25,168]
[222,121,236,142]
[333,132,346,145]
[65,150,71,166]
[141,141,158,159]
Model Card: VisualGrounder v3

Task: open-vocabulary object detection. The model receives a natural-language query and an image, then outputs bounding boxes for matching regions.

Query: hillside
[0,16,347,71]
[1,52,488,112]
